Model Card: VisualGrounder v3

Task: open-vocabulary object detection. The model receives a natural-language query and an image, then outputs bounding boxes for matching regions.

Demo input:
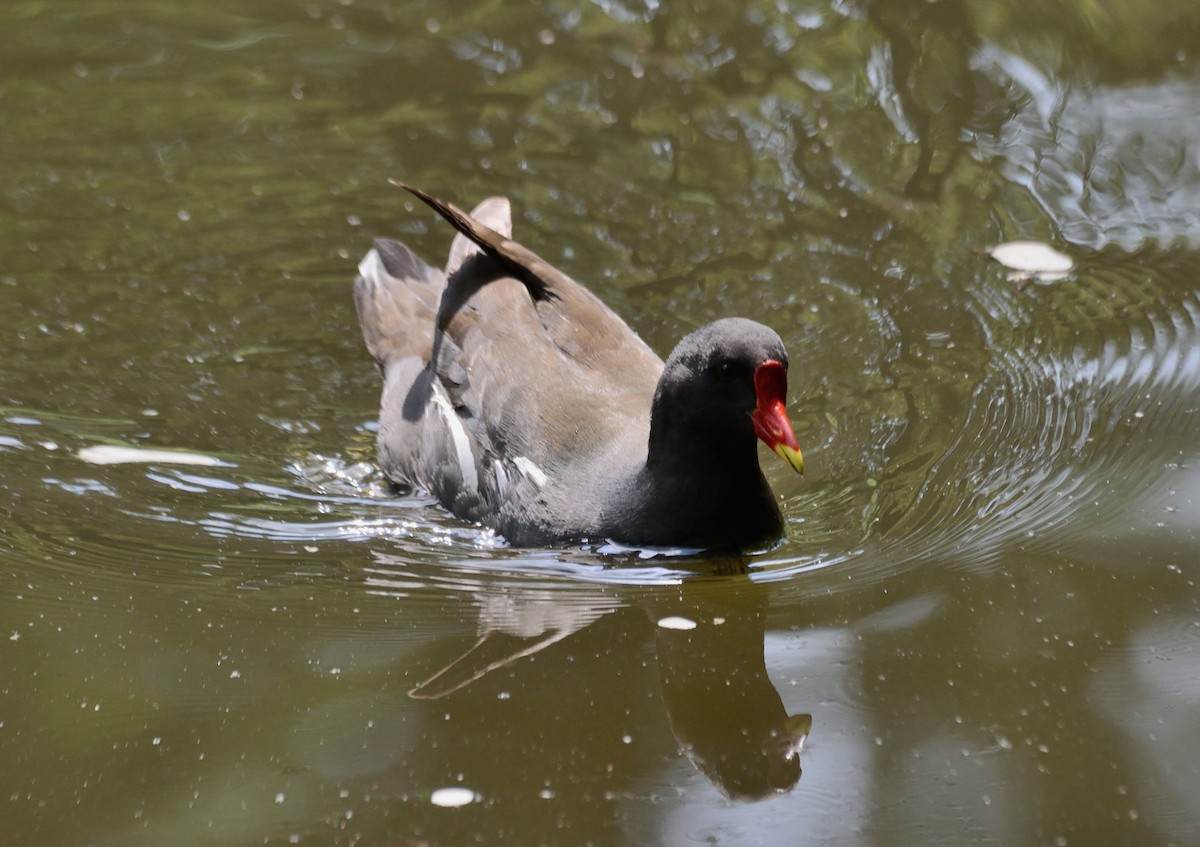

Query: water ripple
[880,254,1200,568]
[4,242,1196,600]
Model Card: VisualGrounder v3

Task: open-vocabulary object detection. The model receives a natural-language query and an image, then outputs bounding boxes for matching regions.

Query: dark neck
[598,422,782,549]
[646,422,763,481]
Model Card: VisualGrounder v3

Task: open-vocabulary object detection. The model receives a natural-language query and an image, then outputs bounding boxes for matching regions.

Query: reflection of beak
[779,713,812,753]
[764,713,812,792]
[751,360,805,475]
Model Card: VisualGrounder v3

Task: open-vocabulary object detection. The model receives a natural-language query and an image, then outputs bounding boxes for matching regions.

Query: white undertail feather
[357,247,384,282]
[430,381,478,493]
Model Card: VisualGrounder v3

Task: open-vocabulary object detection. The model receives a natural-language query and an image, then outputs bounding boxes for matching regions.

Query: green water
[2,1,1199,844]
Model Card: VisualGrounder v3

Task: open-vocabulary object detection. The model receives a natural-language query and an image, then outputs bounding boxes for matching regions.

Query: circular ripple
[877,253,1200,568]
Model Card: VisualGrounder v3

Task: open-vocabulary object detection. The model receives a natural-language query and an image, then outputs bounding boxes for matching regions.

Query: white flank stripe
[430,382,478,493]
[513,456,548,487]
[492,459,508,497]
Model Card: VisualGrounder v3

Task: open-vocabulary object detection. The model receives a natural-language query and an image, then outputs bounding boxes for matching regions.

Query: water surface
[2,1,1199,845]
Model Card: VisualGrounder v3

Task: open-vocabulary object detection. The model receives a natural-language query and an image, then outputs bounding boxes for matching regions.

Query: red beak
[750,360,804,474]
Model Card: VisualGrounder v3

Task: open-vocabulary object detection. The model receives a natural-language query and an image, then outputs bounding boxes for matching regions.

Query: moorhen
[354,183,804,548]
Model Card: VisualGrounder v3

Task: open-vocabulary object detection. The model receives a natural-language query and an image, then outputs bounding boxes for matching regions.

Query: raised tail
[353,237,446,370]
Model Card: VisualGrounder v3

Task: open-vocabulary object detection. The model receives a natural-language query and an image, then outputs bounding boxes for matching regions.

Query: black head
[657,317,786,427]
[648,318,802,472]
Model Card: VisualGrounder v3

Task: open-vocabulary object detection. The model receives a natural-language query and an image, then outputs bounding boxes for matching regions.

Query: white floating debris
[78,445,227,467]
[430,787,477,808]
[656,616,697,631]
[986,241,1074,284]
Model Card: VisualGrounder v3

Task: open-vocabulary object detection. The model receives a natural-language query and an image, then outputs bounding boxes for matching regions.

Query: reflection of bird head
[651,580,813,800]
[675,710,810,800]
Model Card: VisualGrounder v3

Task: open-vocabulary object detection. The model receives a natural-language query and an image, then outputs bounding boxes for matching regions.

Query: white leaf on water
[78,445,227,466]
[986,241,1074,283]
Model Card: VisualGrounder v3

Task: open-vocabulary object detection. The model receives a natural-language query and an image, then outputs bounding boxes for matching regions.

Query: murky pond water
[3,1,1200,844]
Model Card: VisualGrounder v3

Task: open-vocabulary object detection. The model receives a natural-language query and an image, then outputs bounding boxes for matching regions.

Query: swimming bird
[354,183,803,548]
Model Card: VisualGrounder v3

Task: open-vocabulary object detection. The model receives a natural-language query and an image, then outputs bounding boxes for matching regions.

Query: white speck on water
[275,792,286,804]
[430,787,476,807]
[657,616,697,630]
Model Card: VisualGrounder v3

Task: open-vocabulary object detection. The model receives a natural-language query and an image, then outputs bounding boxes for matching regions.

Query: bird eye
[714,360,738,381]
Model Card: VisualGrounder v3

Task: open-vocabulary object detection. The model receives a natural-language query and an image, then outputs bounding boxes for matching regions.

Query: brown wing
[396,181,662,378]
[400,182,664,474]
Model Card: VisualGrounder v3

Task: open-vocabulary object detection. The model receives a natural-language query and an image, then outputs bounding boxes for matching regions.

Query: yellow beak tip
[773,444,805,475]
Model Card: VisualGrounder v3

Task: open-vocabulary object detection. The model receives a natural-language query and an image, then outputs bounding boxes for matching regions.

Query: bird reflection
[404,563,811,800]
[408,586,622,699]
[648,576,811,798]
